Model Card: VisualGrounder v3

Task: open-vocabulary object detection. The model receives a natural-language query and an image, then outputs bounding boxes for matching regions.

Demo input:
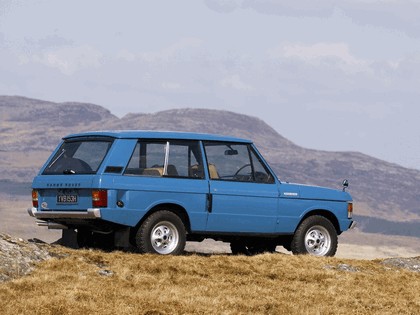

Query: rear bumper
[349,220,357,230]
[27,207,102,219]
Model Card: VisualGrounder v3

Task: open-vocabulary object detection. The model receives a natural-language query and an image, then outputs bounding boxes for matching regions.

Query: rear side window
[43,139,113,175]
[125,140,204,178]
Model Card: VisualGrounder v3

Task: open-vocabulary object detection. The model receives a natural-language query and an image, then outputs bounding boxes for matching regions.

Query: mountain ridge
[1,96,419,232]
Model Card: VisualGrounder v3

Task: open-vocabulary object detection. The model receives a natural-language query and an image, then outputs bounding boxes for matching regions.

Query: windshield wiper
[48,149,66,169]
[63,169,76,175]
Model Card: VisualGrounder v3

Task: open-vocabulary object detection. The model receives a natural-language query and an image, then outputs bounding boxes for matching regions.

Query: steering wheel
[233,164,252,180]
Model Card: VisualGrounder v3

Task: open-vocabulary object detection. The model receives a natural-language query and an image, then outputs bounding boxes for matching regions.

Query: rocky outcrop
[0,234,52,282]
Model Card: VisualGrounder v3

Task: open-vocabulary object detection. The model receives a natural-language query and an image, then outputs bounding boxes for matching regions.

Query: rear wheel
[291,215,337,257]
[136,210,186,255]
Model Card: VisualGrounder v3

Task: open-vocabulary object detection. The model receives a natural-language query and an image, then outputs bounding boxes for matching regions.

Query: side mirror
[342,179,349,191]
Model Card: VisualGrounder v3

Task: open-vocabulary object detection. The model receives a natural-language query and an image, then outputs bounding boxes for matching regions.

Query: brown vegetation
[0,244,419,315]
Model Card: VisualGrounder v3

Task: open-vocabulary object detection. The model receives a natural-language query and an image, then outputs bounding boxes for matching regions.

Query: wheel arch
[129,202,191,245]
[131,202,191,237]
[297,209,340,234]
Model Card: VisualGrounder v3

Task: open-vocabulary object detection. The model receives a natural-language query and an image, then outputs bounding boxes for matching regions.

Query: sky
[0,0,419,170]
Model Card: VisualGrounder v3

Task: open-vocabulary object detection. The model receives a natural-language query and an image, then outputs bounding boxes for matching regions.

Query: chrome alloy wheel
[150,221,179,254]
[304,225,331,256]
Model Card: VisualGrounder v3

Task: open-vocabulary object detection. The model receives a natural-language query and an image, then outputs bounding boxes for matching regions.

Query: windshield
[43,139,113,175]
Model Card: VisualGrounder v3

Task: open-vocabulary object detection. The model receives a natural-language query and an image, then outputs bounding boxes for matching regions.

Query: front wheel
[291,216,338,257]
[136,210,186,255]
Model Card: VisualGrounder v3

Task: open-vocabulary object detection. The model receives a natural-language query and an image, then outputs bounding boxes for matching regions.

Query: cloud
[22,45,103,75]
[270,42,361,63]
[340,0,420,37]
[24,34,74,50]
[305,102,404,121]
[115,38,204,66]
[9,39,420,113]
[268,42,369,74]
[116,50,137,62]
[0,0,24,18]
[242,0,335,17]
[0,33,5,47]
[204,0,244,13]
[138,38,204,63]
[204,0,420,37]
[161,82,182,91]
[220,74,254,91]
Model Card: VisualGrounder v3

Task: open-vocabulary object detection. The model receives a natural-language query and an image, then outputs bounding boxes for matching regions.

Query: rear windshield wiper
[63,169,76,175]
[48,149,66,169]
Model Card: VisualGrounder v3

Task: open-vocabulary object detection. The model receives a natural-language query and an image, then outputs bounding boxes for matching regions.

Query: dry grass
[2,197,420,259]
[0,247,419,315]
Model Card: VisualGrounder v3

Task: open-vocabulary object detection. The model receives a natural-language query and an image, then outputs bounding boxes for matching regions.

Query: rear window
[124,140,204,178]
[43,139,113,175]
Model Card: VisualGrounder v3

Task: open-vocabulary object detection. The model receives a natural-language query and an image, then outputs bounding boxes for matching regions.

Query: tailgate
[32,175,95,212]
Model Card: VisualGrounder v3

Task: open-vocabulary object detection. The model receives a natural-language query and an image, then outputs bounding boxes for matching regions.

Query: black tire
[230,240,249,255]
[136,210,186,255]
[291,215,337,257]
[230,239,277,256]
[77,229,114,250]
[279,236,293,252]
[92,232,115,251]
[76,229,94,248]
[251,242,277,255]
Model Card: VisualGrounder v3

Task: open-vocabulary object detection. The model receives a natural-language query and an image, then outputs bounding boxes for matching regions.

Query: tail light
[32,190,39,208]
[92,190,108,208]
[347,202,353,219]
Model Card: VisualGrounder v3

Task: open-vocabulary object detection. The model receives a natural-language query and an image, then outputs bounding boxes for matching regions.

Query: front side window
[43,139,113,175]
[125,140,204,178]
[203,142,274,183]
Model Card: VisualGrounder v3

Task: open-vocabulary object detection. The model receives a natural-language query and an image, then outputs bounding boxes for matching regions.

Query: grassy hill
[0,240,419,314]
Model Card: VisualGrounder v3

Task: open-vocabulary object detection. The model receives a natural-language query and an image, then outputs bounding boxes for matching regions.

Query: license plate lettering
[57,194,78,204]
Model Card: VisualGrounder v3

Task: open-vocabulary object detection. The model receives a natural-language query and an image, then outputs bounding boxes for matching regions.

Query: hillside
[0,95,419,240]
[101,109,420,223]
[0,234,419,314]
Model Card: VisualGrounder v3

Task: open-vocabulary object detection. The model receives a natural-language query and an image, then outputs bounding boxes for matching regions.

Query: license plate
[57,192,78,204]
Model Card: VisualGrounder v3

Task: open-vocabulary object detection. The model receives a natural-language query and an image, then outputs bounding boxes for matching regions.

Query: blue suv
[28,131,355,256]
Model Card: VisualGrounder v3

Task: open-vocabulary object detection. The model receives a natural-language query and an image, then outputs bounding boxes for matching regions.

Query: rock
[381,257,420,272]
[323,263,359,272]
[98,269,114,277]
[0,233,52,282]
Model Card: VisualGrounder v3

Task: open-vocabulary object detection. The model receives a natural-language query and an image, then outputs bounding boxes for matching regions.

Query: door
[203,142,279,233]
[115,139,209,230]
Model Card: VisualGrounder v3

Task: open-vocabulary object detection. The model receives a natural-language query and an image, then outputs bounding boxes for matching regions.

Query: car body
[28,130,355,256]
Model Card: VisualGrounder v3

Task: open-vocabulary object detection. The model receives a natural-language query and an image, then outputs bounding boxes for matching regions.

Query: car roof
[63,130,252,143]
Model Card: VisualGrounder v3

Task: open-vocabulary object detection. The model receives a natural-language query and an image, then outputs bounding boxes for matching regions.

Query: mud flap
[61,229,78,249]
